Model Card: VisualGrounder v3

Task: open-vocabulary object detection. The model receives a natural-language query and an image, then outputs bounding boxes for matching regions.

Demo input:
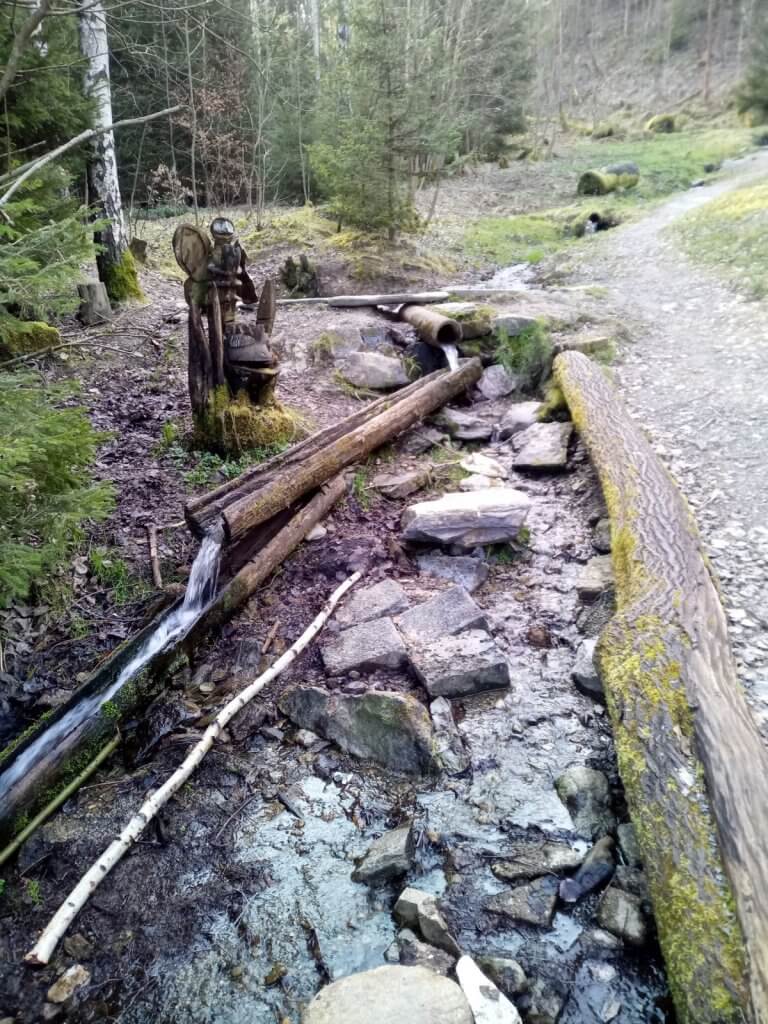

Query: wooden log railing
[555,351,768,1024]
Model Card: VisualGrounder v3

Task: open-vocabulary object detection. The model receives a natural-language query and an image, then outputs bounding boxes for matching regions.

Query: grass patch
[496,321,553,384]
[89,547,149,606]
[465,213,566,265]
[672,178,768,299]
[159,439,289,489]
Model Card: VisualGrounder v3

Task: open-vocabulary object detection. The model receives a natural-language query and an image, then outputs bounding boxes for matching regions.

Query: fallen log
[25,571,362,966]
[275,291,451,307]
[398,305,462,347]
[555,351,768,1024]
[219,359,482,543]
[578,161,639,196]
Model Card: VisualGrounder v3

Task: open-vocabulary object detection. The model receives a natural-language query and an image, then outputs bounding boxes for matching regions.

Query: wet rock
[339,351,409,390]
[491,841,584,883]
[485,877,559,928]
[371,469,431,499]
[416,553,489,594]
[522,977,565,1024]
[321,617,408,674]
[430,697,471,775]
[460,474,505,491]
[616,822,642,867]
[613,865,648,899]
[401,425,448,455]
[402,489,530,549]
[302,965,472,1024]
[498,402,543,440]
[398,928,455,974]
[455,955,523,1024]
[411,630,509,698]
[352,823,415,883]
[580,928,624,955]
[394,886,431,928]
[576,556,614,603]
[476,955,528,997]
[460,452,507,479]
[597,888,647,946]
[492,314,538,337]
[279,688,437,774]
[593,517,612,553]
[439,407,495,441]
[335,579,410,628]
[478,364,519,400]
[513,423,572,472]
[47,965,91,1003]
[572,638,604,702]
[396,586,488,643]
[394,887,461,955]
[555,766,616,839]
[559,836,615,902]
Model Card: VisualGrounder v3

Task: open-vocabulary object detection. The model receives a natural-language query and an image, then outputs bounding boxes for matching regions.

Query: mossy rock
[101,248,144,303]
[644,113,675,134]
[194,387,302,455]
[0,319,60,357]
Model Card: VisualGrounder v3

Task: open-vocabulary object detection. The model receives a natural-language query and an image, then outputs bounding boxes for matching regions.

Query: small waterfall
[0,526,224,800]
[441,343,459,372]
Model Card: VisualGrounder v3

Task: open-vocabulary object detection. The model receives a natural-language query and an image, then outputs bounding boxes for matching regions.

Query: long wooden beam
[555,351,768,1024]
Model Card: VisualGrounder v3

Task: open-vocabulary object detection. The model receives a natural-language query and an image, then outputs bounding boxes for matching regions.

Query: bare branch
[0,0,54,103]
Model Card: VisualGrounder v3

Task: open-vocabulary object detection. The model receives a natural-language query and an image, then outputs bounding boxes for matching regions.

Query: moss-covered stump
[645,113,676,134]
[555,351,768,1023]
[0,320,60,358]
[194,387,301,456]
[100,248,144,303]
[578,162,640,196]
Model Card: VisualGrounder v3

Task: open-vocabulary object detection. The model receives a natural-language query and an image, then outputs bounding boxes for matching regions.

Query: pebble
[47,965,91,1003]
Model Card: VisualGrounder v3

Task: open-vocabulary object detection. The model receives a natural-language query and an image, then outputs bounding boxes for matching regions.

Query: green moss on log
[194,386,302,456]
[0,320,60,357]
[578,164,640,196]
[645,113,676,134]
[102,248,144,303]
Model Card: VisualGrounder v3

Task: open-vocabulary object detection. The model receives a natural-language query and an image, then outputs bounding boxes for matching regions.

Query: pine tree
[738,15,768,124]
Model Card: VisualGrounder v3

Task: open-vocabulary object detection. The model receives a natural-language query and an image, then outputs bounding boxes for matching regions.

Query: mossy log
[555,351,768,1024]
[645,113,676,134]
[187,361,482,537]
[578,162,639,196]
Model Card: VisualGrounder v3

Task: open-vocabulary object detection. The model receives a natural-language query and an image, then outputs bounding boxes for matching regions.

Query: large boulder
[401,489,530,549]
[321,617,408,674]
[411,630,510,698]
[339,351,409,390]
[302,965,472,1024]
[395,586,488,643]
[279,687,437,774]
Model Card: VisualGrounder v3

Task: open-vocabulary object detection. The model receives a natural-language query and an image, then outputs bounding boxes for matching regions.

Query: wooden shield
[172,224,211,281]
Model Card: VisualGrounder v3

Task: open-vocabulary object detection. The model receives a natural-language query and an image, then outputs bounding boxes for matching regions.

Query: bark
[555,351,768,1024]
[25,571,361,966]
[76,282,112,326]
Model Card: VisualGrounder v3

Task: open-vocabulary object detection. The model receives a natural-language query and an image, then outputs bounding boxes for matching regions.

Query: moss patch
[194,387,303,455]
[0,320,59,357]
[101,248,144,303]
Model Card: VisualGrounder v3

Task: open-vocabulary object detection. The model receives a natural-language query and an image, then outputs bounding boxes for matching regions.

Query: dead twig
[261,619,280,654]
[146,525,163,589]
[0,339,124,369]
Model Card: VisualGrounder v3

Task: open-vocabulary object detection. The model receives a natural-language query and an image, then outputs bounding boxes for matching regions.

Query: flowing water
[0,526,224,806]
[441,343,459,371]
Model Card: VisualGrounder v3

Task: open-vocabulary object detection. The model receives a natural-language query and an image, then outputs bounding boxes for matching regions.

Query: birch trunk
[79,0,141,301]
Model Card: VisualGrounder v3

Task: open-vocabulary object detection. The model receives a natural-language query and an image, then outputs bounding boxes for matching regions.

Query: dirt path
[570,149,768,733]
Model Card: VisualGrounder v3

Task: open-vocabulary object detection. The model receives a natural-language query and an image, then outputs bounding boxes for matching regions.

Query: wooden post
[555,351,768,1024]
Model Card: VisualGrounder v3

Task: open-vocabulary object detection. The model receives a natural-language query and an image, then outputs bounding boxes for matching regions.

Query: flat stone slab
[477,364,518,400]
[439,407,495,441]
[513,422,573,472]
[455,956,522,1024]
[339,351,409,390]
[577,555,615,603]
[335,579,410,628]
[411,630,510,698]
[498,401,543,440]
[416,553,489,594]
[279,687,436,774]
[303,965,472,1024]
[485,877,559,928]
[371,468,430,499]
[555,766,616,840]
[321,616,408,674]
[491,841,584,883]
[402,489,530,549]
[395,586,488,644]
[352,823,414,883]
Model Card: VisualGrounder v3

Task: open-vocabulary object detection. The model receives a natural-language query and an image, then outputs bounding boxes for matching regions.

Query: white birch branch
[24,571,362,966]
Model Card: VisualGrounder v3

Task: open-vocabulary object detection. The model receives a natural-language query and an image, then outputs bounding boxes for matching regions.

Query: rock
[523,977,566,1024]
[335,579,410,628]
[513,422,572,472]
[498,402,543,441]
[396,586,488,643]
[339,351,409,390]
[613,865,648,899]
[394,886,431,929]
[491,841,584,883]
[417,553,489,594]
[279,688,437,774]
[572,638,604,701]
[352,823,415,883]
[394,887,461,955]
[617,822,642,867]
[555,766,616,839]
[460,452,508,479]
[580,928,624,954]
[597,888,647,947]
[492,314,538,337]
[439,407,495,442]
[47,965,91,1003]
[306,524,327,541]
[411,630,509,698]
[485,877,559,928]
[62,934,94,961]
[476,955,528,997]
[302,965,472,1024]
[593,517,612,553]
[371,468,431,499]
[430,697,471,774]
[576,556,614,603]
[402,489,530,549]
[42,1005,62,1021]
[455,955,523,1024]
[460,474,505,491]
[559,837,615,902]
[294,728,321,748]
[401,425,448,455]
[321,617,408,674]
[398,929,456,975]
[477,364,518,400]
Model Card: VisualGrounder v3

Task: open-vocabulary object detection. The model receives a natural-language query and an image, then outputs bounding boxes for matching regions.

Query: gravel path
[571,149,768,733]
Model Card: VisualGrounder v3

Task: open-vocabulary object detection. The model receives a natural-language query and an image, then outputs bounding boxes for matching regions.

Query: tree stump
[77,281,112,326]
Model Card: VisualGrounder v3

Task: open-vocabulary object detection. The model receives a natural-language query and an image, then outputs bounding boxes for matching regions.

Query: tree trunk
[555,351,768,1024]
[79,0,141,302]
